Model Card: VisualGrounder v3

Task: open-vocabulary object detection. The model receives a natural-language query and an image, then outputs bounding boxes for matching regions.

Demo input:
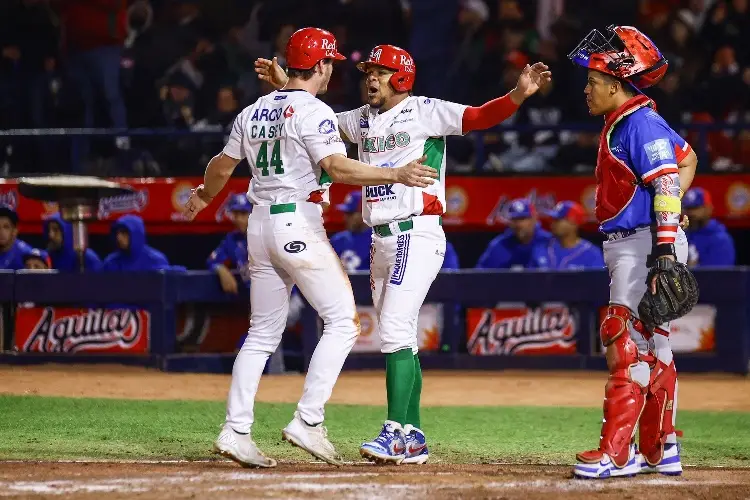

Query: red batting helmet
[568,25,667,89]
[356,45,416,92]
[285,27,346,70]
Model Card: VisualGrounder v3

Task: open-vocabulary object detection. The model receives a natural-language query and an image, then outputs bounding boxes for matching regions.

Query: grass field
[3,395,749,466]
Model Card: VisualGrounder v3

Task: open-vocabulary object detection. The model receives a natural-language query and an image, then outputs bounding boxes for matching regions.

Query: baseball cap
[22,248,49,265]
[682,187,712,209]
[336,191,362,213]
[0,205,19,225]
[506,198,535,220]
[227,193,253,213]
[544,201,587,225]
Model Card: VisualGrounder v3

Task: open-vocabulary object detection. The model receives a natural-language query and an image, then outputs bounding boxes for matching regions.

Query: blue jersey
[476,226,553,269]
[330,228,373,272]
[529,239,605,270]
[686,219,735,267]
[442,241,460,269]
[0,239,33,270]
[207,230,250,282]
[602,107,690,233]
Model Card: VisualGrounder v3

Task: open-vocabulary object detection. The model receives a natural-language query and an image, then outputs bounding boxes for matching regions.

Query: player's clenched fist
[183,184,214,221]
[394,155,438,188]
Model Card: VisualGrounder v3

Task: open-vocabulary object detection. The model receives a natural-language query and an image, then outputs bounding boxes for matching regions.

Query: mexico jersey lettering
[223,89,347,206]
[337,96,466,226]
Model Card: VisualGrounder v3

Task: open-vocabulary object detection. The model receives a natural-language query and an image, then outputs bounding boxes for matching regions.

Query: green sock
[405,354,422,429]
[385,348,415,425]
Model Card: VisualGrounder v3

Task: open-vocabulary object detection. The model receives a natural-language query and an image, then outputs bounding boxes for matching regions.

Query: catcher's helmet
[568,25,667,89]
[285,27,346,70]
[357,45,415,92]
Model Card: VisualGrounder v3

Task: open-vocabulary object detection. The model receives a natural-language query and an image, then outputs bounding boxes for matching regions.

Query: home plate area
[2,462,749,500]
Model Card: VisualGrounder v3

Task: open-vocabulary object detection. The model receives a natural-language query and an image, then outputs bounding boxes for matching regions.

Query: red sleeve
[461,94,520,133]
[675,142,692,164]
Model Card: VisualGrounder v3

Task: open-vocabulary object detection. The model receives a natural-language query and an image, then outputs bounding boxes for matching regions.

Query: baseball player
[476,198,552,270]
[330,190,373,272]
[255,45,551,464]
[183,28,438,468]
[0,206,34,270]
[682,187,736,267]
[568,25,699,479]
[207,193,253,294]
[530,201,604,270]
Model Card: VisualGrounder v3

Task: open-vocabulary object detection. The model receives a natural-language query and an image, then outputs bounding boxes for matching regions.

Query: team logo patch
[318,119,336,134]
[284,241,307,253]
[644,138,673,164]
[274,95,287,100]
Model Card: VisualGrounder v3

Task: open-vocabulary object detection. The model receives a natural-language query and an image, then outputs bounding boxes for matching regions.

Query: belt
[373,216,442,237]
[269,203,297,214]
[606,228,637,242]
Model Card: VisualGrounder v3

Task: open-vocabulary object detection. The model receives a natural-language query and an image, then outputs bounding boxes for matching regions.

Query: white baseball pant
[226,202,360,432]
[370,215,445,354]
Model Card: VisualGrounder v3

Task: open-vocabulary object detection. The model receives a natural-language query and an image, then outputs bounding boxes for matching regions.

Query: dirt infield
[1,364,749,411]
[1,365,749,499]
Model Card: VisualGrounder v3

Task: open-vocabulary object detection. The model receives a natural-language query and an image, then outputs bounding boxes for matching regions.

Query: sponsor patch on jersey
[325,136,344,145]
[644,138,673,164]
[424,98,431,104]
[318,119,336,134]
[274,95,287,100]
[283,241,307,253]
[389,233,410,285]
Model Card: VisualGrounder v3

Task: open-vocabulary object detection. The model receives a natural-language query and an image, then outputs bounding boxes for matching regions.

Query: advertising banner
[15,307,150,354]
[2,175,749,233]
[467,303,577,355]
[352,304,442,353]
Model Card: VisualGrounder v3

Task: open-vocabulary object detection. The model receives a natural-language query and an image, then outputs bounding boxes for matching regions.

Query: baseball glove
[638,258,699,328]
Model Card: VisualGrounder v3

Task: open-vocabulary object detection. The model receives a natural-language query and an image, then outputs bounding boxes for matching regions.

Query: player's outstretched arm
[462,62,552,133]
[319,154,437,187]
[255,57,288,90]
[183,152,241,221]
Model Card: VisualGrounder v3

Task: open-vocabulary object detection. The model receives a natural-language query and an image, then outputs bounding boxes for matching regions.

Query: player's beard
[368,93,387,108]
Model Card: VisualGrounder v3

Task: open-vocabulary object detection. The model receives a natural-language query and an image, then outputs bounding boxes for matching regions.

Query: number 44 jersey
[223,89,348,206]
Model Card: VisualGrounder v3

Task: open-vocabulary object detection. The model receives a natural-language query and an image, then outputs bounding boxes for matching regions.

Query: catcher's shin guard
[577,305,648,468]
[639,351,680,465]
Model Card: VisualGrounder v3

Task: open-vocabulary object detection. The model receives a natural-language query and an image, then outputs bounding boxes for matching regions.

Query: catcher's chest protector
[595,95,654,224]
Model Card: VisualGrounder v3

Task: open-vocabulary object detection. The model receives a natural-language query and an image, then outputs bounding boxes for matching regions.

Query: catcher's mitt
[638,258,699,328]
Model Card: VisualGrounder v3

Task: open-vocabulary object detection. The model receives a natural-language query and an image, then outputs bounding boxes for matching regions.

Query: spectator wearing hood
[0,206,33,270]
[683,187,736,267]
[44,213,102,272]
[476,199,552,270]
[207,193,252,294]
[102,214,172,271]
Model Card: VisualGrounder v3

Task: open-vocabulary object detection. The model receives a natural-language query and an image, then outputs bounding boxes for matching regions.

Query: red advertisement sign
[466,304,577,355]
[14,307,150,354]
[1,174,749,234]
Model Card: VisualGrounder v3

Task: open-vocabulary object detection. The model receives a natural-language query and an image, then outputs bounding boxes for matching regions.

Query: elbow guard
[654,194,681,214]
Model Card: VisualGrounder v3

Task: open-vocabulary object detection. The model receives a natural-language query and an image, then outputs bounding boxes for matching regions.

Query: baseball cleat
[213,424,277,468]
[282,411,343,466]
[402,424,429,464]
[573,444,639,479]
[639,443,683,476]
[360,420,407,465]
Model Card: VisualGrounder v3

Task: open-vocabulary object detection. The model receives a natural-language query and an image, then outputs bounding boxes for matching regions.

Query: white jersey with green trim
[223,89,346,206]
[337,95,467,226]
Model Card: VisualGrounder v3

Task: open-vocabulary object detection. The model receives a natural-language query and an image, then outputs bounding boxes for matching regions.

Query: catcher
[568,26,699,479]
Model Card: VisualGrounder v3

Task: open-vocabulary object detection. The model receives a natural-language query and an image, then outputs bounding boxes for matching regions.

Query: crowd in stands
[0,0,748,175]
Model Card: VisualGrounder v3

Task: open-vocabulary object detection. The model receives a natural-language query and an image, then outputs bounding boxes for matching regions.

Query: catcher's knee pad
[639,358,680,465]
[578,305,648,468]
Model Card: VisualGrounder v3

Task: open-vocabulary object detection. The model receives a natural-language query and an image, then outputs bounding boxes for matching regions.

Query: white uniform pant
[226,202,360,432]
[603,225,688,424]
[370,216,445,354]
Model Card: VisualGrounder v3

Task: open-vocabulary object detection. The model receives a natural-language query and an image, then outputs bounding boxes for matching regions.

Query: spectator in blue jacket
[0,206,33,270]
[683,187,736,268]
[330,190,373,272]
[44,213,102,272]
[102,215,174,271]
[531,201,604,270]
[22,248,51,270]
[476,198,552,269]
[207,193,252,294]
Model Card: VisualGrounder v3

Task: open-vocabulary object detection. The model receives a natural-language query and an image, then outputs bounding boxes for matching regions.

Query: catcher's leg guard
[577,305,648,469]
[639,342,680,467]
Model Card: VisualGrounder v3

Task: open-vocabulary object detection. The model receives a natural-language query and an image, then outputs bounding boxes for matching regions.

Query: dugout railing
[0,269,748,374]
